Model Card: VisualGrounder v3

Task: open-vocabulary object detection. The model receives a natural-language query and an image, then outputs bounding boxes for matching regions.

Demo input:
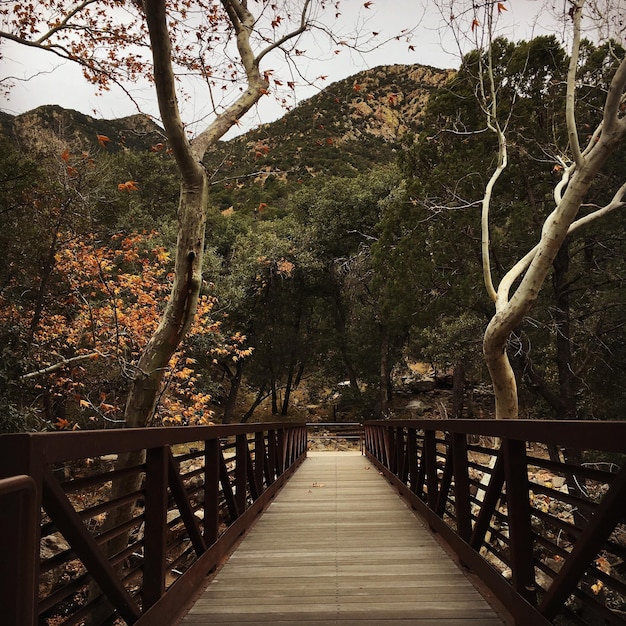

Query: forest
[1,1,625,433]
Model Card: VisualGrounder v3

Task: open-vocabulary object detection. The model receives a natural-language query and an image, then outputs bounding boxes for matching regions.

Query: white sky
[0,1,558,139]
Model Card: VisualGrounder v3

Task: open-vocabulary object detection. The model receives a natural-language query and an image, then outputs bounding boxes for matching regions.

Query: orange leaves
[471,18,480,32]
[497,2,507,13]
[61,148,71,162]
[96,134,111,148]
[118,180,139,192]
[55,418,70,430]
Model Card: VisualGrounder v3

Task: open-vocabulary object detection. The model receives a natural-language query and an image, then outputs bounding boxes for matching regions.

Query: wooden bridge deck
[180,451,507,625]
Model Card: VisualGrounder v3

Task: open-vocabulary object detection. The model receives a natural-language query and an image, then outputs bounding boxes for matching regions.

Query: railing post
[0,435,40,626]
[452,433,472,542]
[277,429,286,475]
[204,438,220,545]
[143,446,169,610]
[235,434,248,514]
[0,475,38,626]
[254,431,265,491]
[502,438,537,607]
[407,428,418,495]
[267,429,277,484]
[424,429,438,510]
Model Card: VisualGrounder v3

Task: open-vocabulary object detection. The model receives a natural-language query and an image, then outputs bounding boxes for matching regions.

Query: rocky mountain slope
[1,63,453,210]
[0,104,165,154]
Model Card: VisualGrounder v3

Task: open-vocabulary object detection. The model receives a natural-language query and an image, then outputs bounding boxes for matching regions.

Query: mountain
[0,63,453,210]
[203,63,454,211]
[0,104,165,153]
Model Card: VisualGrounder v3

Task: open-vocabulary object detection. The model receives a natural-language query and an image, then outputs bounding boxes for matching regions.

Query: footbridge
[1,420,625,625]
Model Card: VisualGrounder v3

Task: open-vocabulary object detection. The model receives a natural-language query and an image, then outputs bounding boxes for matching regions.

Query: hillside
[203,63,454,211]
[0,63,453,207]
[0,104,165,154]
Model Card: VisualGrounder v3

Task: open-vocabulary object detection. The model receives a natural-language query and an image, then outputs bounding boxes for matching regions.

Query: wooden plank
[179,452,506,625]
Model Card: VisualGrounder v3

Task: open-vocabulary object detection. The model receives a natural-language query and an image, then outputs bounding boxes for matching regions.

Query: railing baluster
[407,428,418,495]
[267,429,277,483]
[502,438,537,607]
[451,433,471,542]
[254,431,265,492]
[167,450,207,555]
[235,434,248,515]
[143,446,169,610]
[219,447,238,521]
[539,463,626,620]
[424,429,438,510]
[204,439,220,545]
[0,475,38,626]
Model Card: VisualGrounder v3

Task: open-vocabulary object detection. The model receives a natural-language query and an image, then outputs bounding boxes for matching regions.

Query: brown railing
[364,419,626,626]
[0,423,307,626]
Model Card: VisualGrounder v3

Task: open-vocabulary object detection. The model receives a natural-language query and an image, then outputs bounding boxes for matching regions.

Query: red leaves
[61,148,71,162]
[96,134,110,148]
[471,18,480,32]
[364,1,373,7]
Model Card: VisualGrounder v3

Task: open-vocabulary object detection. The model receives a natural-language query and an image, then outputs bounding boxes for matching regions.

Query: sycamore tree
[439,0,626,418]
[0,0,387,429]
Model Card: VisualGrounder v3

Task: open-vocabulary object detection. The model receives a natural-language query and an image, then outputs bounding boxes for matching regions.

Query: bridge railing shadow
[0,423,307,625]
[365,419,626,626]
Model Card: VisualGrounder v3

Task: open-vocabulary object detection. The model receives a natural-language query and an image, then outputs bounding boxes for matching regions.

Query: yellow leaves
[277,259,295,276]
[595,556,611,574]
[591,581,604,595]
[79,399,90,408]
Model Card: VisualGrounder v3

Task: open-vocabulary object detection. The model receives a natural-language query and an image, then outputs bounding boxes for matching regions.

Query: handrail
[0,423,307,626]
[364,419,626,626]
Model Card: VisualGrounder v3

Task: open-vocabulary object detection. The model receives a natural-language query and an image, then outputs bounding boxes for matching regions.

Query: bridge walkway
[180,451,507,625]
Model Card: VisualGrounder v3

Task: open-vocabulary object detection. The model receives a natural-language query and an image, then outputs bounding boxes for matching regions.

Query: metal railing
[0,423,307,626]
[364,419,626,626]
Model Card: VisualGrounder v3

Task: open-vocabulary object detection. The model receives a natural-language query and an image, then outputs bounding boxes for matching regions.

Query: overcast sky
[0,1,556,138]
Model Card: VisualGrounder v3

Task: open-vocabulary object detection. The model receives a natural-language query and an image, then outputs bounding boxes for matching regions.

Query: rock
[405,399,430,415]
